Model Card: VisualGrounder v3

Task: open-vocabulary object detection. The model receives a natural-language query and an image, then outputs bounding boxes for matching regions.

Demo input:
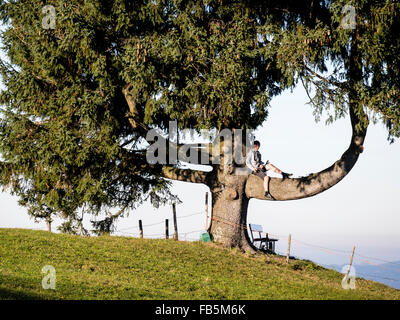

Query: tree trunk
[208,172,257,253]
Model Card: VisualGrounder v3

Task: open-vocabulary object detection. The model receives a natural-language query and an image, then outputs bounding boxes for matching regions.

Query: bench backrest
[249,224,263,232]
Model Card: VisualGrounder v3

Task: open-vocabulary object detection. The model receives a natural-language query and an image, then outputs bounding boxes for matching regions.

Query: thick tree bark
[207,172,257,253]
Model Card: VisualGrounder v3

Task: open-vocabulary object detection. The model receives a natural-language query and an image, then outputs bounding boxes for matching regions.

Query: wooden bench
[248,224,278,253]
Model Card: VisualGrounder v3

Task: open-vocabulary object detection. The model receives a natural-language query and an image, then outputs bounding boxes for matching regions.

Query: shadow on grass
[0,287,43,300]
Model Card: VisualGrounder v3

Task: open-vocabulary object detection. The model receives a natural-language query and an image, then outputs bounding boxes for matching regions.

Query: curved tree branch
[245,105,368,201]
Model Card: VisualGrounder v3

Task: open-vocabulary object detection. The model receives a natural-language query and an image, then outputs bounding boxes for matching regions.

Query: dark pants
[252,168,267,180]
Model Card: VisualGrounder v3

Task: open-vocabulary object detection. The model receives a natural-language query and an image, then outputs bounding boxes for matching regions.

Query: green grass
[0,228,399,300]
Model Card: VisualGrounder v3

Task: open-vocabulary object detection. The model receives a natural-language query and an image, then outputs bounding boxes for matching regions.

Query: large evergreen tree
[0,1,399,250]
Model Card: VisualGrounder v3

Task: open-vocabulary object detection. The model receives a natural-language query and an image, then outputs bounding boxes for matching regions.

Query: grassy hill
[0,228,399,300]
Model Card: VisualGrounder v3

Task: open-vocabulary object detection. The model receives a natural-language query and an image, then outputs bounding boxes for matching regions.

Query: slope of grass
[0,228,399,300]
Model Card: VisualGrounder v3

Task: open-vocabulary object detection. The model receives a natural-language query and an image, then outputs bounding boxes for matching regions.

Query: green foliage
[1,228,399,300]
[57,217,89,236]
[0,0,177,227]
[271,0,400,138]
[91,216,116,236]
[117,0,286,130]
[0,1,399,227]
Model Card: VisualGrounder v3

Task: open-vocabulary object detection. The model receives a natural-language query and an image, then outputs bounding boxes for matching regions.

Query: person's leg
[265,163,282,174]
[263,175,274,199]
[265,163,292,179]
[263,176,269,192]
[253,170,274,199]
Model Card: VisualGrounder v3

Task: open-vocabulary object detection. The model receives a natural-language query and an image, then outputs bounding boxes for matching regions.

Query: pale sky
[1,40,399,271]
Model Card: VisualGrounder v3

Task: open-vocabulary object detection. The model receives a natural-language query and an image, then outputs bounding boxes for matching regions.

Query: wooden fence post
[286,233,292,264]
[139,220,143,238]
[205,192,209,231]
[172,204,178,240]
[165,219,169,239]
[46,217,51,233]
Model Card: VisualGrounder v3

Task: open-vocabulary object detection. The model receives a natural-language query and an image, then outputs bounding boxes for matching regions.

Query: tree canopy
[0,0,399,235]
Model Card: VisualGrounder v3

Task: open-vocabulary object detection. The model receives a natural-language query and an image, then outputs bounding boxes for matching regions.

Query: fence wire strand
[114,211,400,279]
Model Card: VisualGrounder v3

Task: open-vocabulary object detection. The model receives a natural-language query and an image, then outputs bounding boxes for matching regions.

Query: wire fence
[113,210,400,282]
[265,232,400,285]
[114,211,205,241]
[19,205,400,285]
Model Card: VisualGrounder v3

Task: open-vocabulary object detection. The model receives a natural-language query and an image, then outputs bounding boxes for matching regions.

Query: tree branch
[118,145,210,184]
[161,165,209,184]
[245,104,367,200]
[303,62,346,89]
[122,83,149,137]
